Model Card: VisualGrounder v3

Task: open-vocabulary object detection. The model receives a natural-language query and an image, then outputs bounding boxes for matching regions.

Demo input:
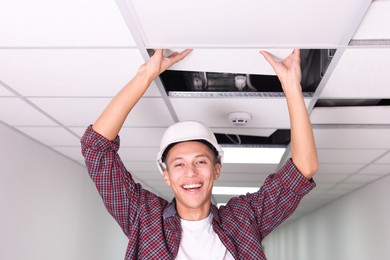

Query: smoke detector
[229,111,252,126]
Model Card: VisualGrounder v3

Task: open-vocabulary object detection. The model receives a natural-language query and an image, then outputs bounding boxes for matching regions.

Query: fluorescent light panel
[221,146,286,164]
[213,186,259,195]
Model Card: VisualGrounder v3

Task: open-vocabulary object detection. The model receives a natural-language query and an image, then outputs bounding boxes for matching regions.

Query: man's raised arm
[93,49,192,140]
[261,49,318,179]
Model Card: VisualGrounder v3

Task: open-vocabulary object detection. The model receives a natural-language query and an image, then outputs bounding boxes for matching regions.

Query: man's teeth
[182,183,202,189]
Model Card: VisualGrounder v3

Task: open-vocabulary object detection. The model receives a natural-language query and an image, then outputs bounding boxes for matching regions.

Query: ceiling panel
[320,48,390,98]
[125,0,370,47]
[316,163,366,175]
[313,173,350,184]
[15,127,80,146]
[171,97,311,129]
[28,97,111,127]
[0,49,160,97]
[118,147,160,162]
[167,49,292,75]
[344,174,384,183]
[118,127,165,147]
[129,168,163,180]
[0,85,14,96]
[311,106,390,125]
[358,163,390,175]
[312,183,336,192]
[0,0,135,47]
[217,173,268,184]
[317,148,387,164]
[331,182,365,191]
[352,0,390,40]
[376,152,390,163]
[52,147,85,162]
[28,97,174,127]
[68,127,87,138]
[313,129,390,149]
[221,163,277,174]
[0,97,57,126]
[70,127,165,147]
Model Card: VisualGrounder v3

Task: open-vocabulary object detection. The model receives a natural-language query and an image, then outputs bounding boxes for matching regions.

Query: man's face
[163,141,221,220]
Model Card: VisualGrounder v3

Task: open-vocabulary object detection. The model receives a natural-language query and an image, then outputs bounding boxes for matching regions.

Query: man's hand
[260,49,302,94]
[138,49,193,82]
[260,48,318,179]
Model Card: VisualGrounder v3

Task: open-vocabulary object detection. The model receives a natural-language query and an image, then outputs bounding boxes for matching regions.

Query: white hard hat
[156,121,223,174]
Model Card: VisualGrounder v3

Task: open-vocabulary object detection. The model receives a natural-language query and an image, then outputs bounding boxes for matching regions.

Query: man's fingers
[260,50,277,69]
[169,49,193,62]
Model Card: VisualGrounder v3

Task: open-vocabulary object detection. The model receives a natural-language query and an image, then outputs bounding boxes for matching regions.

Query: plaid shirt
[81,126,315,260]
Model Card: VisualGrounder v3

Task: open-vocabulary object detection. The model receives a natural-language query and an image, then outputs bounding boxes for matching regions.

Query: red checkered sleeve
[81,125,147,236]
[250,158,315,238]
[220,158,315,248]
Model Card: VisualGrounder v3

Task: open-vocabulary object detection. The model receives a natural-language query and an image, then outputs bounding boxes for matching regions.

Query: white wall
[263,173,390,260]
[0,122,128,260]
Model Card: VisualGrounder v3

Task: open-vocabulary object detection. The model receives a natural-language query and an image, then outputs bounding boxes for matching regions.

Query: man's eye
[196,160,207,165]
[174,163,184,167]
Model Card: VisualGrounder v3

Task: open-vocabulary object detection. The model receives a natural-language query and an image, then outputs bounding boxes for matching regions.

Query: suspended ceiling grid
[0,0,390,223]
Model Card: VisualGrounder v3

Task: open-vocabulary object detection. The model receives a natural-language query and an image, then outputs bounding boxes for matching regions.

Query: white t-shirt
[176,213,235,260]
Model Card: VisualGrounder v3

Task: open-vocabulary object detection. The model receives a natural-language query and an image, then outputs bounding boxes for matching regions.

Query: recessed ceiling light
[221,146,286,164]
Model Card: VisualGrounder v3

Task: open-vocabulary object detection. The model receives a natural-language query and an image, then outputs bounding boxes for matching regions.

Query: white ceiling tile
[316,163,366,175]
[0,0,135,46]
[353,0,390,39]
[311,106,390,125]
[70,126,166,146]
[171,97,311,129]
[0,97,57,126]
[320,48,390,98]
[29,97,174,127]
[221,164,277,174]
[168,49,292,75]
[358,163,390,175]
[124,162,160,174]
[376,152,390,164]
[217,173,268,184]
[29,97,110,127]
[15,127,80,146]
[118,147,159,161]
[313,183,335,192]
[118,127,165,147]
[324,188,351,196]
[68,127,87,138]
[344,174,384,183]
[313,173,350,183]
[0,49,160,97]
[0,85,15,96]
[52,147,85,162]
[317,149,387,164]
[314,129,390,149]
[333,182,365,191]
[127,0,369,47]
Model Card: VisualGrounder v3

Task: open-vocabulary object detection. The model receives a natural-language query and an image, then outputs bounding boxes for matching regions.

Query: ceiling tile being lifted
[121,0,371,48]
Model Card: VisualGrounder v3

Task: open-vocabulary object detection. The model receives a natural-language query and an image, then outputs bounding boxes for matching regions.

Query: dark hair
[161,140,219,164]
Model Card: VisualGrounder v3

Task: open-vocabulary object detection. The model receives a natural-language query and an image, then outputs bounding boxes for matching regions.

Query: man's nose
[185,163,198,177]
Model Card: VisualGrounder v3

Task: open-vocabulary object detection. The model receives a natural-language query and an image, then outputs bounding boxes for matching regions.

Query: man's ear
[163,170,171,186]
[214,163,221,181]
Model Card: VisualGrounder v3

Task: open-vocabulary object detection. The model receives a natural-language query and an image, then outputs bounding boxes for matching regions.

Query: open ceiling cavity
[215,129,291,147]
[159,49,335,96]
[315,99,390,107]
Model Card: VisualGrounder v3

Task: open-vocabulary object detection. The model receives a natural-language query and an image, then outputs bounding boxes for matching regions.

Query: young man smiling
[81,49,318,259]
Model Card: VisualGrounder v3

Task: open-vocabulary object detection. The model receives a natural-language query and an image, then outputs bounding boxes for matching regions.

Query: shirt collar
[163,198,221,224]
[163,199,177,219]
